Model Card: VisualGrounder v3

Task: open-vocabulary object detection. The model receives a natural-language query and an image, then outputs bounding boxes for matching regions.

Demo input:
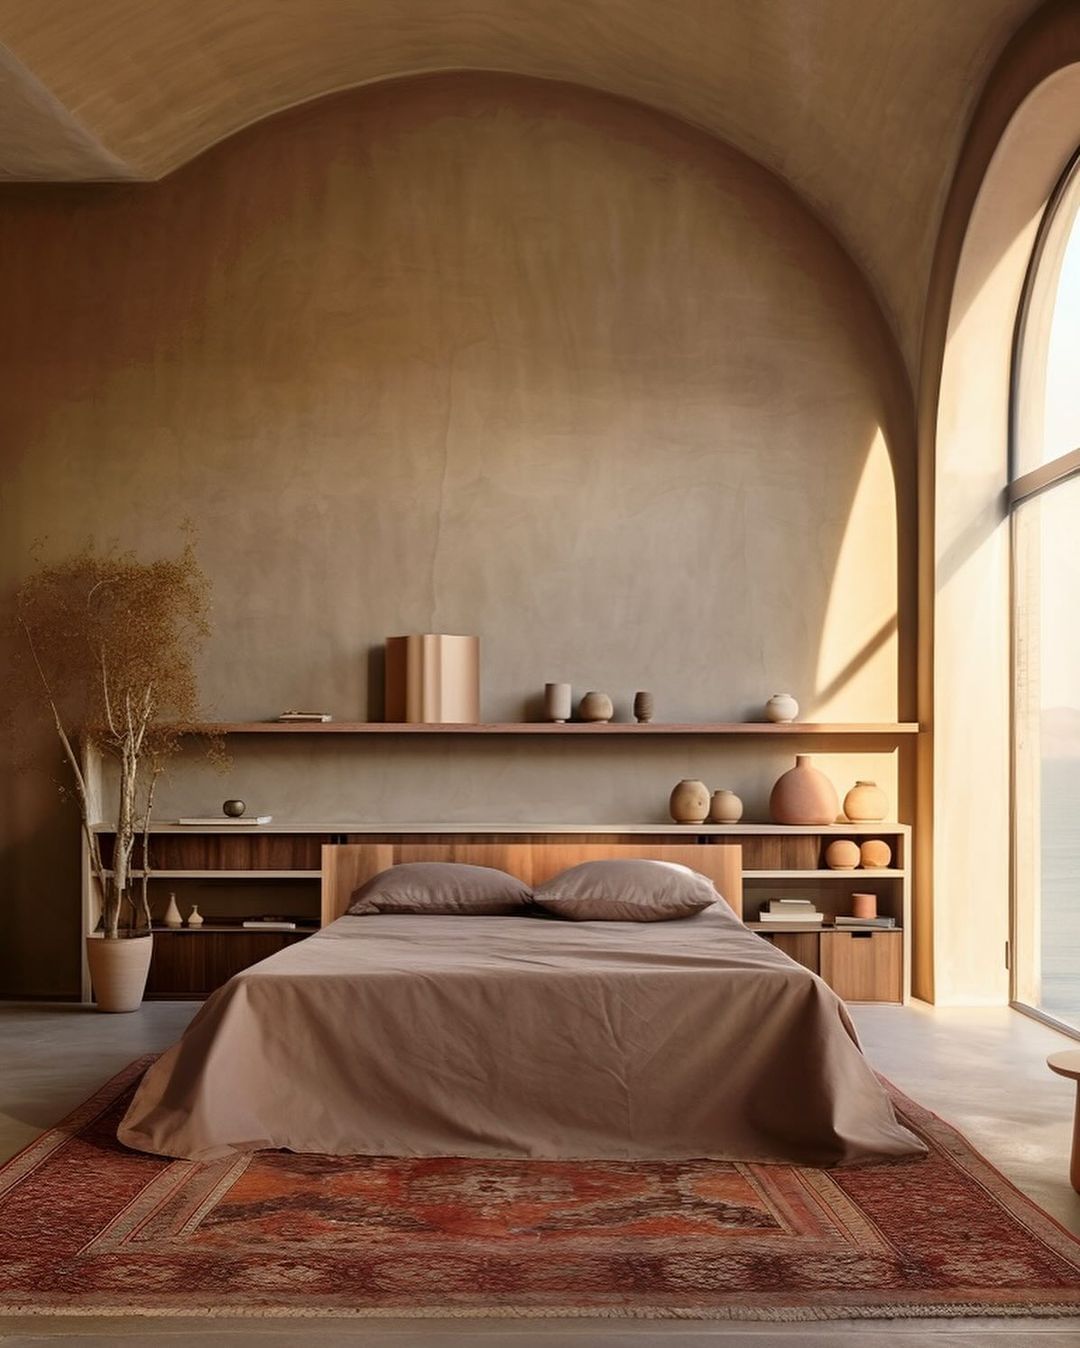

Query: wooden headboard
[320,842,742,924]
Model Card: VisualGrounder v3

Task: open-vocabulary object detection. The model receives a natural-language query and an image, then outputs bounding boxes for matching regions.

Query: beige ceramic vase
[579,691,614,723]
[85,933,153,1013]
[669,779,710,824]
[843,780,888,822]
[708,789,744,824]
[769,755,839,826]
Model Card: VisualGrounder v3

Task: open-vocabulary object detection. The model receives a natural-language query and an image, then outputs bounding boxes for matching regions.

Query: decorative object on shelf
[276,710,332,722]
[851,892,878,919]
[669,779,710,824]
[824,839,860,870]
[860,838,892,869]
[186,905,204,927]
[223,799,246,818]
[708,789,744,823]
[579,691,614,723]
[384,634,480,724]
[765,693,799,723]
[177,815,272,825]
[544,683,572,723]
[769,755,839,825]
[163,893,183,928]
[844,780,888,822]
[14,536,218,1013]
[633,691,654,723]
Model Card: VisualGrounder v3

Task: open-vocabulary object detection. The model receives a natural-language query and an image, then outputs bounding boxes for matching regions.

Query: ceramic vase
[669,779,710,824]
[85,933,153,1013]
[860,838,892,869]
[769,754,839,825]
[843,780,888,822]
[579,691,614,723]
[824,839,860,870]
[163,893,182,928]
[852,892,878,919]
[765,693,799,723]
[223,799,246,818]
[187,904,204,927]
[544,682,572,723]
[708,789,744,823]
[633,691,654,723]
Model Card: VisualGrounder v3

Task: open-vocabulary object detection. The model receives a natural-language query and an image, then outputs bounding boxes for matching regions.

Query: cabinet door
[764,931,820,974]
[819,931,902,1002]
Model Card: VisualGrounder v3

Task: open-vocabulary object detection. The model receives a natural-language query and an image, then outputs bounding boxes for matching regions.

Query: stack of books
[835,914,897,929]
[758,898,824,925]
[276,710,333,722]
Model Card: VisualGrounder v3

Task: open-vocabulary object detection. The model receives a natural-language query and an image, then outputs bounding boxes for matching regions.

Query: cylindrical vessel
[544,682,572,723]
[769,755,839,825]
[633,690,654,723]
[579,691,614,723]
[765,693,799,723]
[824,839,860,870]
[860,838,892,869]
[843,780,888,822]
[708,789,744,823]
[669,779,710,824]
[85,934,153,1014]
[852,892,878,919]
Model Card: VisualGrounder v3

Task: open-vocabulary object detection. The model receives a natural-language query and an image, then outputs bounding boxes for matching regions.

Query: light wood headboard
[320,842,742,924]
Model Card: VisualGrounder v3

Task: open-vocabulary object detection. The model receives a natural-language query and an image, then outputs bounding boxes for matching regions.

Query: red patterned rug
[1,1057,1078,1319]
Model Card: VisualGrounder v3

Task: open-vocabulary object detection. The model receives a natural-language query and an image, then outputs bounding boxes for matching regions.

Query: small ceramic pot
[633,691,654,723]
[852,892,878,919]
[85,933,153,1014]
[579,691,614,723]
[544,682,572,723]
[669,779,710,824]
[765,693,799,723]
[860,838,892,869]
[769,755,839,825]
[223,799,246,818]
[187,905,204,927]
[162,893,183,928]
[824,839,860,870]
[843,780,887,822]
[708,789,744,824]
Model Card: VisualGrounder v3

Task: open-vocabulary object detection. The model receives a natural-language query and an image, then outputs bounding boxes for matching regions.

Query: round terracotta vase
[769,755,839,826]
[843,780,888,822]
[708,789,744,824]
[86,933,153,1013]
[860,838,892,869]
[824,839,860,870]
[669,778,710,824]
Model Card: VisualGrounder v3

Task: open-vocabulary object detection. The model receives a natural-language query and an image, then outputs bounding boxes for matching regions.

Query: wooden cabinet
[145,928,312,999]
[755,927,903,1003]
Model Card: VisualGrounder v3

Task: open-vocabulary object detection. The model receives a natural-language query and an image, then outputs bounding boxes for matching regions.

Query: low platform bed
[118,843,924,1166]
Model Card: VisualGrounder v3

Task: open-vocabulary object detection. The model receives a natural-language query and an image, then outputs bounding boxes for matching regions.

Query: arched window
[1011,148,1080,1032]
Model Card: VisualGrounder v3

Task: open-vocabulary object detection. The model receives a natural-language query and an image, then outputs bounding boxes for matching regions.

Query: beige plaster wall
[0,75,911,996]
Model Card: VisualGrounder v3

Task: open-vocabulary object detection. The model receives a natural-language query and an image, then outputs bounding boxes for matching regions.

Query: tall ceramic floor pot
[86,932,153,1013]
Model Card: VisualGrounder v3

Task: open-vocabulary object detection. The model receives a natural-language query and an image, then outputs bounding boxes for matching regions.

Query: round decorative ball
[579,691,614,723]
[843,780,888,822]
[669,778,710,825]
[708,789,744,824]
[824,839,860,870]
[769,755,839,826]
[765,693,799,723]
[633,690,655,723]
[860,838,892,869]
[223,799,246,818]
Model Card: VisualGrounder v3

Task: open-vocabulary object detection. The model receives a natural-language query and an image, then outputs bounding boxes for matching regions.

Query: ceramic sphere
[223,799,246,818]
[708,789,744,824]
[579,691,614,723]
[824,839,860,870]
[859,838,892,869]
[669,779,710,824]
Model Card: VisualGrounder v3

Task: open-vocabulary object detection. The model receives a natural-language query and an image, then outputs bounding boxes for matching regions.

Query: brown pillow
[347,862,533,916]
[532,859,717,922]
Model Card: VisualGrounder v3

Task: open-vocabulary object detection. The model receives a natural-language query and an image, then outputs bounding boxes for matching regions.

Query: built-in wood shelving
[189,721,919,736]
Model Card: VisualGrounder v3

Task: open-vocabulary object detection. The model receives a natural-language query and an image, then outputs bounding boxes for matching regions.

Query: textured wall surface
[0,75,911,995]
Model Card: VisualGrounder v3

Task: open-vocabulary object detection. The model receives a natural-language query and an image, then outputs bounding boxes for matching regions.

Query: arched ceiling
[0,0,1046,374]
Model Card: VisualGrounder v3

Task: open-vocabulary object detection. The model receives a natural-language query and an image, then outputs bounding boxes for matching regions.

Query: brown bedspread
[118,906,926,1165]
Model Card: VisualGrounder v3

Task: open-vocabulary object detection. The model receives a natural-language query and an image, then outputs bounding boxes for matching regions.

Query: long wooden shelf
[187,721,919,736]
[744,868,905,880]
[91,821,913,835]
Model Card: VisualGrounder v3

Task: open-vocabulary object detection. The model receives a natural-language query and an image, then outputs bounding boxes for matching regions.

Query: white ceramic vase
[765,693,799,723]
[85,933,153,1014]
[163,893,182,928]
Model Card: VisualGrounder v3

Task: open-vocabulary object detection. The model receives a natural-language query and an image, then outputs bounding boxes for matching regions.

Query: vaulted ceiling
[0,0,1046,374]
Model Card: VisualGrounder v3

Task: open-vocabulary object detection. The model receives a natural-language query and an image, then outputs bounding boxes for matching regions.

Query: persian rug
[1,1057,1079,1319]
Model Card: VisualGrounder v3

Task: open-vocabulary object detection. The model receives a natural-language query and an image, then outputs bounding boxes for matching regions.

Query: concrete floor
[1,999,1079,1347]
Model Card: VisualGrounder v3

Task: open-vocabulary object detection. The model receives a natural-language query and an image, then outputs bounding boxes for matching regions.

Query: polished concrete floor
[1,999,1079,1347]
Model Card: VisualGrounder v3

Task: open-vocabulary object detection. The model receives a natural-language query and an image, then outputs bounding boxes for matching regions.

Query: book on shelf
[767,898,817,910]
[276,711,333,722]
[176,816,273,826]
[834,915,897,929]
[242,919,298,930]
[758,911,824,924]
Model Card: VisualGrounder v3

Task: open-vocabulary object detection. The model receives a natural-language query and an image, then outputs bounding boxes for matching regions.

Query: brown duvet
[118,905,926,1165]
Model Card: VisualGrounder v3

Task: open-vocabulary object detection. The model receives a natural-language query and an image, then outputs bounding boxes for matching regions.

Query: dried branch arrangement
[16,540,216,938]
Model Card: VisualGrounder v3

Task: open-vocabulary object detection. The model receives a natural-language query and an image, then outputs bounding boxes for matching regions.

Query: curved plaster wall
[0,74,912,994]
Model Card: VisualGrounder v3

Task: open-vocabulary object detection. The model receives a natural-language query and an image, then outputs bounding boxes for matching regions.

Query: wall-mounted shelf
[744,868,905,880]
[186,721,919,736]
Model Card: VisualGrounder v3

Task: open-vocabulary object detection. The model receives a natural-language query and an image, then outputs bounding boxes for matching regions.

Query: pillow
[346,862,533,916]
[531,859,717,922]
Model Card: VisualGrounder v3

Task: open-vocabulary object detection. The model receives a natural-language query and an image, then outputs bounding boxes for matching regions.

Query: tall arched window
[1012,148,1080,1032]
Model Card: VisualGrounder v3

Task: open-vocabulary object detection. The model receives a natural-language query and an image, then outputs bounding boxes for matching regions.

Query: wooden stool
[1047,1049,1080,1192]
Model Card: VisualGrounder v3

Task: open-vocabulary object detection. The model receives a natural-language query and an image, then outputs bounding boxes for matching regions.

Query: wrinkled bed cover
[119,905,925,1165]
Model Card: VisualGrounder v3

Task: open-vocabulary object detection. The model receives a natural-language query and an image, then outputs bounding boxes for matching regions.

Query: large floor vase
[85,933,153,1013]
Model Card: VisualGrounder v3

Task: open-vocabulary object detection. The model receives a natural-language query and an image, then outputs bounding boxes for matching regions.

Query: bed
[118,842,924,1166]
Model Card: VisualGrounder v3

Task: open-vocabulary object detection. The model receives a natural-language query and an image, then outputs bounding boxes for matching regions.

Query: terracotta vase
[843,780,888,822]
[824,839,860,870]
[765,693,799,723]
[669,779,710,824]
[769,755,839,826]
[708,789,744,823]
[579,691,613,723]
[85,933,153,1014]
[852,892,878,919]
[860,838,892,869]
